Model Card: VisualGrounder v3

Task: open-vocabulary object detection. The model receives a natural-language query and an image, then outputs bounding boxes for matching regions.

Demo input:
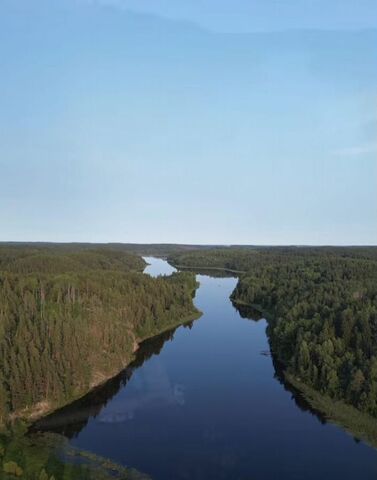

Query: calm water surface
[37,257,377,479]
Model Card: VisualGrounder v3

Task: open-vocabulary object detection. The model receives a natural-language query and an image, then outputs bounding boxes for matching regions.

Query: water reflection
[270,353,328,425]
[232,302,329,425]
[31,323,193,438]
[33,296,332,442]
[232,302,264,321]
[232,302,370,446]
[175,266,237,278]
[31,261,377,479]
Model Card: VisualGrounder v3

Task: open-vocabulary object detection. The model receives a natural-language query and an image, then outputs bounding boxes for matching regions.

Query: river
[35,257,377,479]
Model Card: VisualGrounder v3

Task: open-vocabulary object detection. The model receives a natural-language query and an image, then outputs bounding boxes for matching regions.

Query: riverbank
[0,429,151,480]
[2,298,201,479]
[0,252,202,428]
[28,256,377,480]
[230,298,377,450]
[171,257,377,452]
[170,263,246,275]
[10,306,202,426]
[285,374,377,449]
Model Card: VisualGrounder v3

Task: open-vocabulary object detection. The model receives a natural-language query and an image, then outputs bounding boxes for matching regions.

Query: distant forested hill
[0,247,199,424]
[169,247,377,418]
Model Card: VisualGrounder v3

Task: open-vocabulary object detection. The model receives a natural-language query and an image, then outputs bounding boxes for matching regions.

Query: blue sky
[89,0,377,32]
[0,0,376,244]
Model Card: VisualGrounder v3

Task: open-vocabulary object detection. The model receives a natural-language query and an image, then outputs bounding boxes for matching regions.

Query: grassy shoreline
[171,260,377,450]
[231,298,377,449]
[0,430,151,480]
[285,374,377,449]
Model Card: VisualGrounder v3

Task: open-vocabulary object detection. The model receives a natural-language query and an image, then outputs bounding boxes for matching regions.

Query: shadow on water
[232,302,264,321]
[271,356,328,424]
[30,263,377,478]
[176,266,237,278]
[31,322,194,439]
[231,294,377,447]
[32,278,338,443]
[232,302,330,425]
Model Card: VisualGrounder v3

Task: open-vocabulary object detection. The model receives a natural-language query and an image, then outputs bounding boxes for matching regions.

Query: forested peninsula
[169,247,377,436]
[0,245,200,425]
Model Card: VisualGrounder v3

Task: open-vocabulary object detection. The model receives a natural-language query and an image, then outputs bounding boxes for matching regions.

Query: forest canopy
[169,246,377,417]
[0,246,199,424]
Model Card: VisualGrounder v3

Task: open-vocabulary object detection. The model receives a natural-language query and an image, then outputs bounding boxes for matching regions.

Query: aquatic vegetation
[0,429,150,480]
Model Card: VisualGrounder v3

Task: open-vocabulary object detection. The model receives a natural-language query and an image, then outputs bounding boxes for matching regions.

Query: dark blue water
[37,258,377,479]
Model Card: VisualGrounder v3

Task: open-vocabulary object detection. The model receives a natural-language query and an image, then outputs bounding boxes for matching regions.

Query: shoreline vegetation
[30,320,197,436]
[0,247,200,425]
[230,297,377,449]
[0,245,202,479]
[168,246,377,449]
[285,374,377,449]
[1,243,377,477]
[10,309,202,425]
[0,428,153,480]
[0,429,152,480]
[172,264,247,275]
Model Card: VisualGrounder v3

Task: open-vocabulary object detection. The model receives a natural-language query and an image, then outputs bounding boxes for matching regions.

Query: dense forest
[32,323,189,438]
[0,247,146,275]
[0,246,199,425]
[2,243,377,477]
[0,242,217,260]
[170,247,377,417]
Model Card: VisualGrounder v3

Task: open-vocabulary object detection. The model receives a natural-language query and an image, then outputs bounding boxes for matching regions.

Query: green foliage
[0,247,146,275]
[169,245,377,272]
[3,460,23,476]
[0,242,214,263]
[233,251,377,416]
[286,373,377,448]
[172,246,377,417]
[39,469,49,480]
[0,247,199,421]
[169,248,256,272]
[0,431,150,480]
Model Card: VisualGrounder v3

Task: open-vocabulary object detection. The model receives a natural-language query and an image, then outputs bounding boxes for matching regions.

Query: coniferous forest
[1,243,377,478]
[169,247,377,417]
[0,245,200,424]
[2,0,376,476]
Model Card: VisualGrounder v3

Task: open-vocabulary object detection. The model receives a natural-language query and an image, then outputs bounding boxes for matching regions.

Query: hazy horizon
[1,240,376,248]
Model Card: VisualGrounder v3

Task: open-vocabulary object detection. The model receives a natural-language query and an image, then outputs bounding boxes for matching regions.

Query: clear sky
[0,0,376,245]
[92,0,377,32]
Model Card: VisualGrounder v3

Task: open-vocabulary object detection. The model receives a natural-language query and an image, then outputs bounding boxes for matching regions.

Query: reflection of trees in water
[31,324,190,439]
[177,266,237,279]
[271,355,328,425]
[33,294,330,440]
[232,302,264,321]
[232,302,329,426]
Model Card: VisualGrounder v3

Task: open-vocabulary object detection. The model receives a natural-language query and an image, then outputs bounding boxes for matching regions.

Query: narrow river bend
[37,257,377,479]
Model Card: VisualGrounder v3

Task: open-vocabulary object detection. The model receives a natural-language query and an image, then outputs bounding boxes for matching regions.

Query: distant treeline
[0,247,146,274]
[0,242,221,259]
[169,247,377,417]
[0,247,199,424]
[169,246,377,271]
